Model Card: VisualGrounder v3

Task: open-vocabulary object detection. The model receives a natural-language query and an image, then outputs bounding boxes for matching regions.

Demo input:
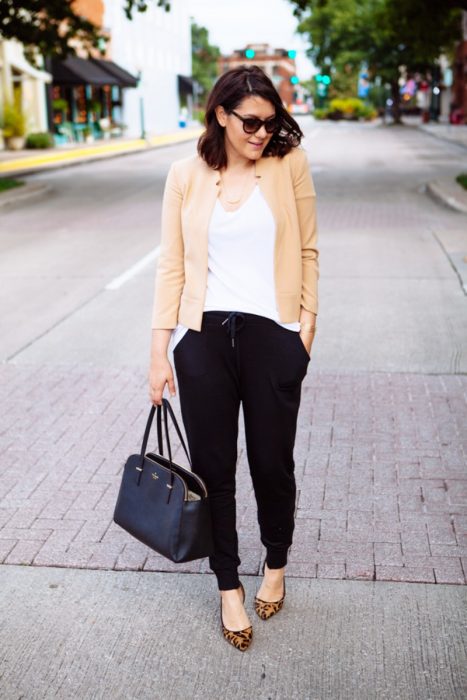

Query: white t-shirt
[171,184,300,350]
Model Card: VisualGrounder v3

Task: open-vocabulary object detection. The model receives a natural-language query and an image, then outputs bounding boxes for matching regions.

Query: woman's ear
[215,105,227,128]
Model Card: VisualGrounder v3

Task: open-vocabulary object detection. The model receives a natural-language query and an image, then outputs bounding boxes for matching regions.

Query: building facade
[103,0,192,137]
[0,37,51,142]
[218,44,298,108]
[1,0,194,148]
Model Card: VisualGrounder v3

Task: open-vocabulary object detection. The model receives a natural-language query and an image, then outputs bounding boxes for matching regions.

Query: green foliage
[456,173,467,190]
[191,21,221,107]
[192,109,206,125]
[52,98,68,112]
[330,97,377,119]
[290,0,463,77]
[0,1,103,59]
[123,0,170,18]
[26,132,55,149]
[0,178,24,193]
[313,108,328,120]
[289,0,465,121]
[2,102,27,138]
[314,98,377,120]
[326,63,360,100]
[0,1,170,61]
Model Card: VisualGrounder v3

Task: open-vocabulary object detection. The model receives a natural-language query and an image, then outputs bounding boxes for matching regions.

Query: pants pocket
[173,329,209,377]
[275,328,309,390]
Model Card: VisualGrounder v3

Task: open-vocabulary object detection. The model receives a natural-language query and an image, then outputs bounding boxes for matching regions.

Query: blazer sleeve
[292,148,319,316]
[151,162,185,329]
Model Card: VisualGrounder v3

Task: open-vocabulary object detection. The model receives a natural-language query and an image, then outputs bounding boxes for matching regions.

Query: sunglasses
[230,110,279,134]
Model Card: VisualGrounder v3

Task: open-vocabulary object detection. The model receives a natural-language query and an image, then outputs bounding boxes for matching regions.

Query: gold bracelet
[300,322,316,333]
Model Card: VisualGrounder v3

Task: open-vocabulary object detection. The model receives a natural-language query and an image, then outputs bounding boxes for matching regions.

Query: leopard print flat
[220,582,253,652]
[254,561,286,620]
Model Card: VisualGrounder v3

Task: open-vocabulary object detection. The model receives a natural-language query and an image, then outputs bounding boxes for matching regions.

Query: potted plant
[82,125,94,143]
[2,102,27,150]
[52,98,68,124]
[89,100,102,117]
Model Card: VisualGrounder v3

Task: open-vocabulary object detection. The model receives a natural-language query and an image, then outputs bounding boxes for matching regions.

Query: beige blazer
[151,146,319,331]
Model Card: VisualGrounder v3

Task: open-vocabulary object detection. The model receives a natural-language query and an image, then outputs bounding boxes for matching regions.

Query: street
[1,119,467,699]
[1,119,466,370]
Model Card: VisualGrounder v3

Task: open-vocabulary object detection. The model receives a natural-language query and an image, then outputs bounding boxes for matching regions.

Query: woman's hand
[299,331,315,356]
[149,356,176,406]
[299,311,317,356]
[149,329,176,405]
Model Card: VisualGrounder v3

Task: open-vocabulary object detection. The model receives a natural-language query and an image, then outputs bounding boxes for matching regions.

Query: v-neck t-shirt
[171,184,300,350]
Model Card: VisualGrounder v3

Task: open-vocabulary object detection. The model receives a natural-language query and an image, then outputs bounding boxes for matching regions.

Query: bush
[313,98,377,121]
[2,102,26,137]
[456,173,467,190]
[313,108,328,120]
[26,132,55,149]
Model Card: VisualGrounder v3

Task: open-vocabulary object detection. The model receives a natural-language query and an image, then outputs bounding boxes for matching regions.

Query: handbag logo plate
[151,472,159,480]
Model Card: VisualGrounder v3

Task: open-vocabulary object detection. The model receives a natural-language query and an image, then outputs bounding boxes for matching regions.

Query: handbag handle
[139,400,192,470]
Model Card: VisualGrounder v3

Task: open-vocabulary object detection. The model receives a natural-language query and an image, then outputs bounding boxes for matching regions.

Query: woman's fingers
[167,372,176,397]
[148,362,176,405]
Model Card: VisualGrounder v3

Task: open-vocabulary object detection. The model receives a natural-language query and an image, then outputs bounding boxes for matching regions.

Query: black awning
[178,74,194,94]
[91,59,138,88]
[51,56,137,88]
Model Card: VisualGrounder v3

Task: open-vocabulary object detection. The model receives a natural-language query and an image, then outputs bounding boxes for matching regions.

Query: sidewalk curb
[0,182,51,209]
[426,179,467,214]
[0,128,203,178]
[417,123,467,151]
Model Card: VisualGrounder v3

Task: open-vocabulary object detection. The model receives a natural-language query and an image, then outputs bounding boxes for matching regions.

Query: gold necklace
[221,162,256,204]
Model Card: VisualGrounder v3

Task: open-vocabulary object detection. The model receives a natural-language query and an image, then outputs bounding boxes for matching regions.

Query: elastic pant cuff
[266,550,289,569]
[217,574,241,591]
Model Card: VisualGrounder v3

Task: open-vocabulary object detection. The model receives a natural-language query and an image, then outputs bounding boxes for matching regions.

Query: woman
[149,66,319,652]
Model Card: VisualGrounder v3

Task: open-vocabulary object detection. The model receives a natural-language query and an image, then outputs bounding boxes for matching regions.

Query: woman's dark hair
[198,65,303,170]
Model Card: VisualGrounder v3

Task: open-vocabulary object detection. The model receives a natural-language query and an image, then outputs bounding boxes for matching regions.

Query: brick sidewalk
[0,364,466,584]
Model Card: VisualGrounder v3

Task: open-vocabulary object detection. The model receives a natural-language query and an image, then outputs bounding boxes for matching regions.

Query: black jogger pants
[173,310,310,590]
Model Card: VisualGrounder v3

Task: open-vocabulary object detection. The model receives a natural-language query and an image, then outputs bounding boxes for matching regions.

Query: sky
[187,0,316,79]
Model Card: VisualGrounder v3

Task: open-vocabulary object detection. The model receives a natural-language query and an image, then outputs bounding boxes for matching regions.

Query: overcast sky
[187,0,316,79]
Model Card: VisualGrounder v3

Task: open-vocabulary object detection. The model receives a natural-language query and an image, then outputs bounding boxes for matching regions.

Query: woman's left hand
[299,331,314,356]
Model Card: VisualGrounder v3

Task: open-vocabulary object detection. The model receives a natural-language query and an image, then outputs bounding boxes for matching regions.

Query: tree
[0,1,101,58]
[0,1,170,59]
[123,1,170,20]
[288,0,466,123]
[191,21,221,107]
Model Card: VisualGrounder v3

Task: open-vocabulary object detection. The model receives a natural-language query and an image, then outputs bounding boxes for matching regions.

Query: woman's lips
[249,142,264,148]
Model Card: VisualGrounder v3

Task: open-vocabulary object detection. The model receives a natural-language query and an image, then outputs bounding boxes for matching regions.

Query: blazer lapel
[194,163,221,261]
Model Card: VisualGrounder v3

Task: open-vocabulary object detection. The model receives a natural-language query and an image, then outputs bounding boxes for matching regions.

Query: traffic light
[245,49,255,59]
[287,50,297,59]
[290,75,299,85]
[314,73,331,97]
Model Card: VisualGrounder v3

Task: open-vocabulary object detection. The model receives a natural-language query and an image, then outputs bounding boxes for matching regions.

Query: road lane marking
[105,246,161,290]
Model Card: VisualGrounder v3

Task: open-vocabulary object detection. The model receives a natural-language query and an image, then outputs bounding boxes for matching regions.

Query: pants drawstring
[222,312,245,347]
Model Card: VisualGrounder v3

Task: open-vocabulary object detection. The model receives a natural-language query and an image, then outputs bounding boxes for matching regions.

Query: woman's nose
[255,124,268,138]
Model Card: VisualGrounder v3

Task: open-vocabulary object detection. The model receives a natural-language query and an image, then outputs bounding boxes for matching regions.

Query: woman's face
[215,95,276,164]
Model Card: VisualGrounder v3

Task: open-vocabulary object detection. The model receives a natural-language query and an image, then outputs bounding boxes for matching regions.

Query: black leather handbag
[113,399,214,563]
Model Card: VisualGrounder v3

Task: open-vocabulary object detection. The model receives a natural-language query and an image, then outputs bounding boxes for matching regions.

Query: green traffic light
[245,49,255,59]
[322,75,331,85]
[290,75,299,85]
[315,74,323,82]
[288,50,297,59]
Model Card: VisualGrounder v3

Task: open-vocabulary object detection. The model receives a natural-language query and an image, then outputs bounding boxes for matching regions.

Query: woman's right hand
[149,357,176,406]
[149,329,176,406]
